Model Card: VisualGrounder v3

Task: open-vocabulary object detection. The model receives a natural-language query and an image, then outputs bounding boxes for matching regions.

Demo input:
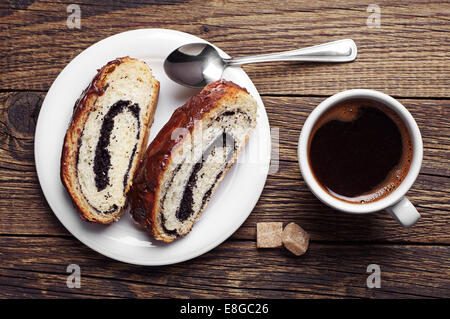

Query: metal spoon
[164,39,357,88]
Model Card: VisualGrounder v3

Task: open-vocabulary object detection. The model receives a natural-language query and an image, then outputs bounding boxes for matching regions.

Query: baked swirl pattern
[61,57,160,223]
[129,80,258,242]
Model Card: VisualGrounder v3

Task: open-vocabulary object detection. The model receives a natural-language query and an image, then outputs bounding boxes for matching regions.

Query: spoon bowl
[164,39,357,88]
[164,43,226,88]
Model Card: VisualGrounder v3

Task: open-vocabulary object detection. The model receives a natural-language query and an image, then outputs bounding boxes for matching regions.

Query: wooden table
[0,0,449,299]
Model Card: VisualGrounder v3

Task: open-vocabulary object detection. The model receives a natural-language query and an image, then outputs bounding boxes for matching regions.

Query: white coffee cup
[298,89,423,228]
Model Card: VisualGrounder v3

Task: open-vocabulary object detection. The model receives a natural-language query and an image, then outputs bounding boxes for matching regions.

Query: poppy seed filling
[94,100,140,191]
[175,132,235,222]
[158,108,250,236]
[77,100,141,214]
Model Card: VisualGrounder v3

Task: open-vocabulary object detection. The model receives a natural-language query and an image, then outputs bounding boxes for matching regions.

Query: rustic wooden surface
[0,0,449,298]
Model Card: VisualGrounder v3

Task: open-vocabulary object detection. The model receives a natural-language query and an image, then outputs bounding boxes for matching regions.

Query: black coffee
[308,99,413,204]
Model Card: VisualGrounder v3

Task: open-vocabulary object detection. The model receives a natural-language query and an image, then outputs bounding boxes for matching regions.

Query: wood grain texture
[0,0,449,96]
[0,0,449,299]
[0,236,449,298]
[0,92,448,243]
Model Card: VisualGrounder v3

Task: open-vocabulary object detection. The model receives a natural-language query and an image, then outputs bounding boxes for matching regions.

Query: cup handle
[385,197,420,228]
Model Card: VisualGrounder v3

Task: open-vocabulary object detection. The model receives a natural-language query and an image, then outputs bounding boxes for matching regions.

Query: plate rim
[34,28,270,265]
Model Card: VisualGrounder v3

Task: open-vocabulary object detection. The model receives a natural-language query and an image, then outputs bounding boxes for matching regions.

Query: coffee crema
[308,99,413,204]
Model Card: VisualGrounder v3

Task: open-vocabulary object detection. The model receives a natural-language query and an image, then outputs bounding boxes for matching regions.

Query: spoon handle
[224,39,357,66]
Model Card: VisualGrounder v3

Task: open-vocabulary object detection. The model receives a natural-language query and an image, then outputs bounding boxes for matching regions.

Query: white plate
[35,29,270,265]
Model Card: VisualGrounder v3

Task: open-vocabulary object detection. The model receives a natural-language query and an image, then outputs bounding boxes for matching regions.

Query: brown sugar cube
[282,222,310,256]
[256,222,283,248]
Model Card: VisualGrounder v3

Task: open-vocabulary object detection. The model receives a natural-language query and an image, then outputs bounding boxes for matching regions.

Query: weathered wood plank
[235,160,450,242]
[0,92,449,242]
[1,93,448,175]
[0,0,449,300]
[0,0,449,97]
[1,158,449,243]
[0,236,448,298]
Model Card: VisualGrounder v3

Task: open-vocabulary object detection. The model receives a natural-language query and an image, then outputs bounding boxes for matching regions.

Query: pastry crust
[61,56,160,224]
